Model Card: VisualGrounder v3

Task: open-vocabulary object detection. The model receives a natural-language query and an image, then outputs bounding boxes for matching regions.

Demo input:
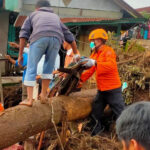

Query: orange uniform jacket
[80,45,121,91]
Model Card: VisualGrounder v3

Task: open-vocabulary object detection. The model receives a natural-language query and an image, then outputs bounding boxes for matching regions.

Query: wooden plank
[2,76,22,84]
[0,59,8,62]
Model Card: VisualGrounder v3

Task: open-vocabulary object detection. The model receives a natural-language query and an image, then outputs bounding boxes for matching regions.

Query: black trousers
[91,87,125,124]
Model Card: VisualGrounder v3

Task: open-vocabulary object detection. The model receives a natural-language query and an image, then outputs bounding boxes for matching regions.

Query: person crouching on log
[18,0,79,107]
[78,28,125,136]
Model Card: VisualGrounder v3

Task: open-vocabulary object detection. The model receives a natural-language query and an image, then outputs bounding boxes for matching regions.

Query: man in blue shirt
[5,47,28,100]
[5,45,29,100]
[15,52,28,82]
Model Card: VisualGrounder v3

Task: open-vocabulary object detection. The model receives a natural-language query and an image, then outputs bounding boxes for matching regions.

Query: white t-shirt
[37,54,60,75]
[37,55,45,75]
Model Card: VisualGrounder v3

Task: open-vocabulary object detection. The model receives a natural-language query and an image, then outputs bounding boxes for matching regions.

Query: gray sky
[123,0,150,9]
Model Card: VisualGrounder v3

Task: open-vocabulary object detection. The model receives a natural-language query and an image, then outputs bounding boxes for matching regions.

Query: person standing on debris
[140,24,144,39]
[63,41,80,67]
[79,28,125,136]
[148,20,150,39]
[116,101,150,150]
[18,0,79,106]
[144,23,149,40]
[121,31,130,50]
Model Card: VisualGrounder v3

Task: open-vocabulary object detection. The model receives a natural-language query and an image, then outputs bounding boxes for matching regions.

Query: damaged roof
[136,6,150,13]
[14,0,143,27]
[113,0,143,18]
[14,17,114,27]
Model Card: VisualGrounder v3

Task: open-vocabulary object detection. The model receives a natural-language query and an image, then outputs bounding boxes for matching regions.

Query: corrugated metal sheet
[113,0,143,18]
[14,15,147,27]
[65,18,147,26]
[14,16,27,27]
[61,17,113,23]
[14,16,114,27]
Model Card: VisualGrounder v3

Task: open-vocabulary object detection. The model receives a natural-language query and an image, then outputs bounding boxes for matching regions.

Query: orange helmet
[89,29,108,41]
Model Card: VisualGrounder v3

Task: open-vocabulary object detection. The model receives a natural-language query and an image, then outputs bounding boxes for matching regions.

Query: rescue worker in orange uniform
[80,28,125,136]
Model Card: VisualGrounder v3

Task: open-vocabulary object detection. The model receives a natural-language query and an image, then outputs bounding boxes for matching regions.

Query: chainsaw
[48,57,88,97]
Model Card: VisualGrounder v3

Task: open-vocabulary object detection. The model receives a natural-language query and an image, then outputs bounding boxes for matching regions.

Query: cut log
[0,89,96,149]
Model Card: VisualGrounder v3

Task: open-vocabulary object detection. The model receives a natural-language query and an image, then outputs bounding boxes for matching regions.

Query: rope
[69,26,80,31]
[76,39,89,45]
[50,99,65,150]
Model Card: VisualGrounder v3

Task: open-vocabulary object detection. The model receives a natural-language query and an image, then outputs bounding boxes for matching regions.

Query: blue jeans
[24,37,60,86]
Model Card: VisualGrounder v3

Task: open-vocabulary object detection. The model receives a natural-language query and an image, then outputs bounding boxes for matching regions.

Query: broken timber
[2,76,22,85]
[0,89,96,149]
[117,53,143,65]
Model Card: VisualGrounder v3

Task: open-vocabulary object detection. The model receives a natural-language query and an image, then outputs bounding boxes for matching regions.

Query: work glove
[73,54,80,62]
[82,58,96,69]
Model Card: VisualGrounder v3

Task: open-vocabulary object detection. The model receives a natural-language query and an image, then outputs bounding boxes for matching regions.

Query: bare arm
[70,41,78,54]
[60,22,78,55]
[19,15,32,58]
[5,55,16,64]
[8,42,19,49]
[19,38,26,57]
[18,38,26,65]
[8,58,16,65]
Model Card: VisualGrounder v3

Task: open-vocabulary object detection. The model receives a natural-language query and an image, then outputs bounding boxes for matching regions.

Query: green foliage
[119,65,146,104]
[125,40,146,52]
[106,31,123,54]
[106,32,147,104]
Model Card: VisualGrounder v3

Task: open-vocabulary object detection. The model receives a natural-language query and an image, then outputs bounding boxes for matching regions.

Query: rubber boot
[90,115,104,136]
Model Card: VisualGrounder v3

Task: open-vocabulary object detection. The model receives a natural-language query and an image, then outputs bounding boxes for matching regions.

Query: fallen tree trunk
[117,53,143,65]
[0,89,96,149]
